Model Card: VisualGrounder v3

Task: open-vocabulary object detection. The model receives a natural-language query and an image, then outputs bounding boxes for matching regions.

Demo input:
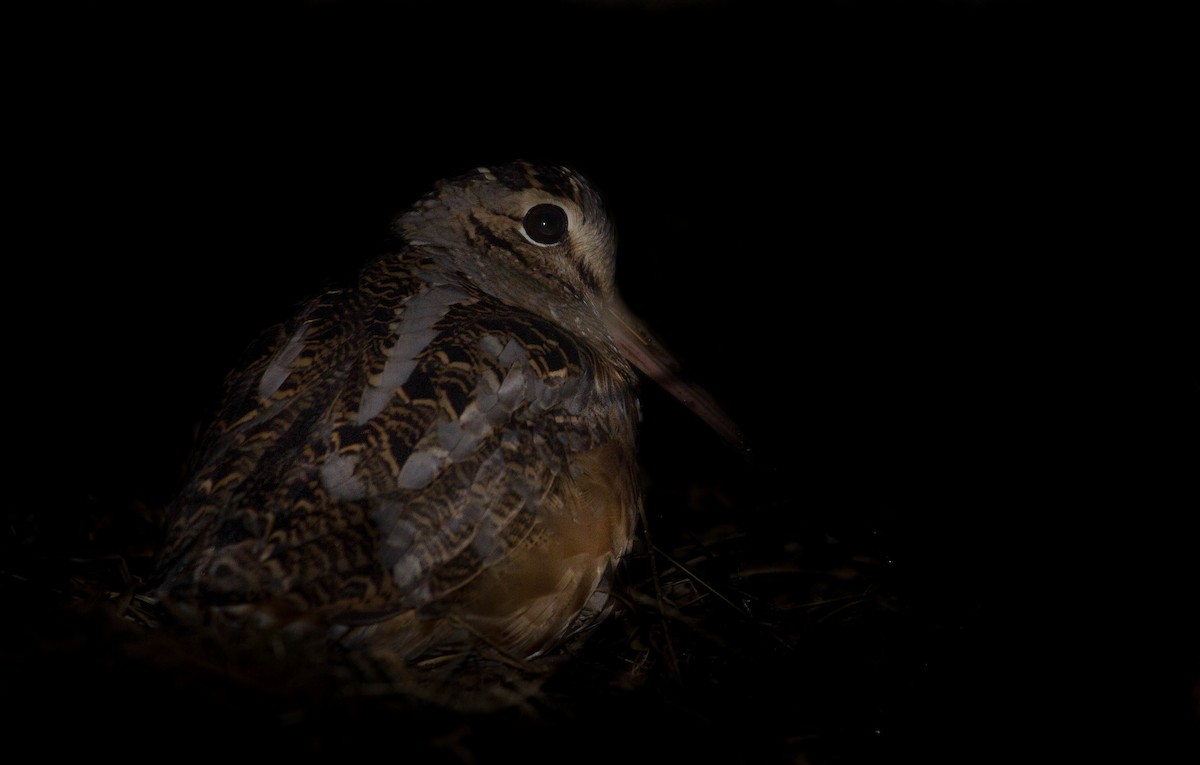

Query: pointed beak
[605,298,745,451]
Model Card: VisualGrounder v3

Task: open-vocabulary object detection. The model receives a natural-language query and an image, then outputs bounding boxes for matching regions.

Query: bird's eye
[522,204,568,245]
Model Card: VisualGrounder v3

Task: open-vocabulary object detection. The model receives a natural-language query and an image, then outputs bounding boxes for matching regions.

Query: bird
[150,160,740,700]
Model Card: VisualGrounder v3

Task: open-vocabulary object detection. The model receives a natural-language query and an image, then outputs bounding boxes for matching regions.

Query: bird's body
[153,161,736,676]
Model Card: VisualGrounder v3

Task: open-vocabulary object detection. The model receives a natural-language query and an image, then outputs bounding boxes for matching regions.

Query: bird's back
[154,240,641,662]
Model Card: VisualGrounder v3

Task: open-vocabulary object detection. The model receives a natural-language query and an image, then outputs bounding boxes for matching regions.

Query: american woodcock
[152,161,739,682]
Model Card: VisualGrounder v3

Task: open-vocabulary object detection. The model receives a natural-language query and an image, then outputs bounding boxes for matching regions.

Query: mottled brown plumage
[152,161,737,691]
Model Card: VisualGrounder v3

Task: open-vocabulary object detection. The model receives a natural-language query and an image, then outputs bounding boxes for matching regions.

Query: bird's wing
[155,253,639,636]
[342,279,641,630]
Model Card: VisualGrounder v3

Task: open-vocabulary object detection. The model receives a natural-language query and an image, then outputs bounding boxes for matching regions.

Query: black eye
[522,204,568,245]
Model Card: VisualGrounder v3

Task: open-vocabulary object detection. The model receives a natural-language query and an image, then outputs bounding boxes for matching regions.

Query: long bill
[605,298,746,452]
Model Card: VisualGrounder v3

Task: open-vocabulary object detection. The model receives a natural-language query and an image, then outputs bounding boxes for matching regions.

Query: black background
[9,1,1197,762]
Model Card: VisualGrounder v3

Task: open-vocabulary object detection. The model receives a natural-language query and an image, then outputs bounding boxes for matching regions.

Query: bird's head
[396,160,743,450]
[397,160,618,317]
